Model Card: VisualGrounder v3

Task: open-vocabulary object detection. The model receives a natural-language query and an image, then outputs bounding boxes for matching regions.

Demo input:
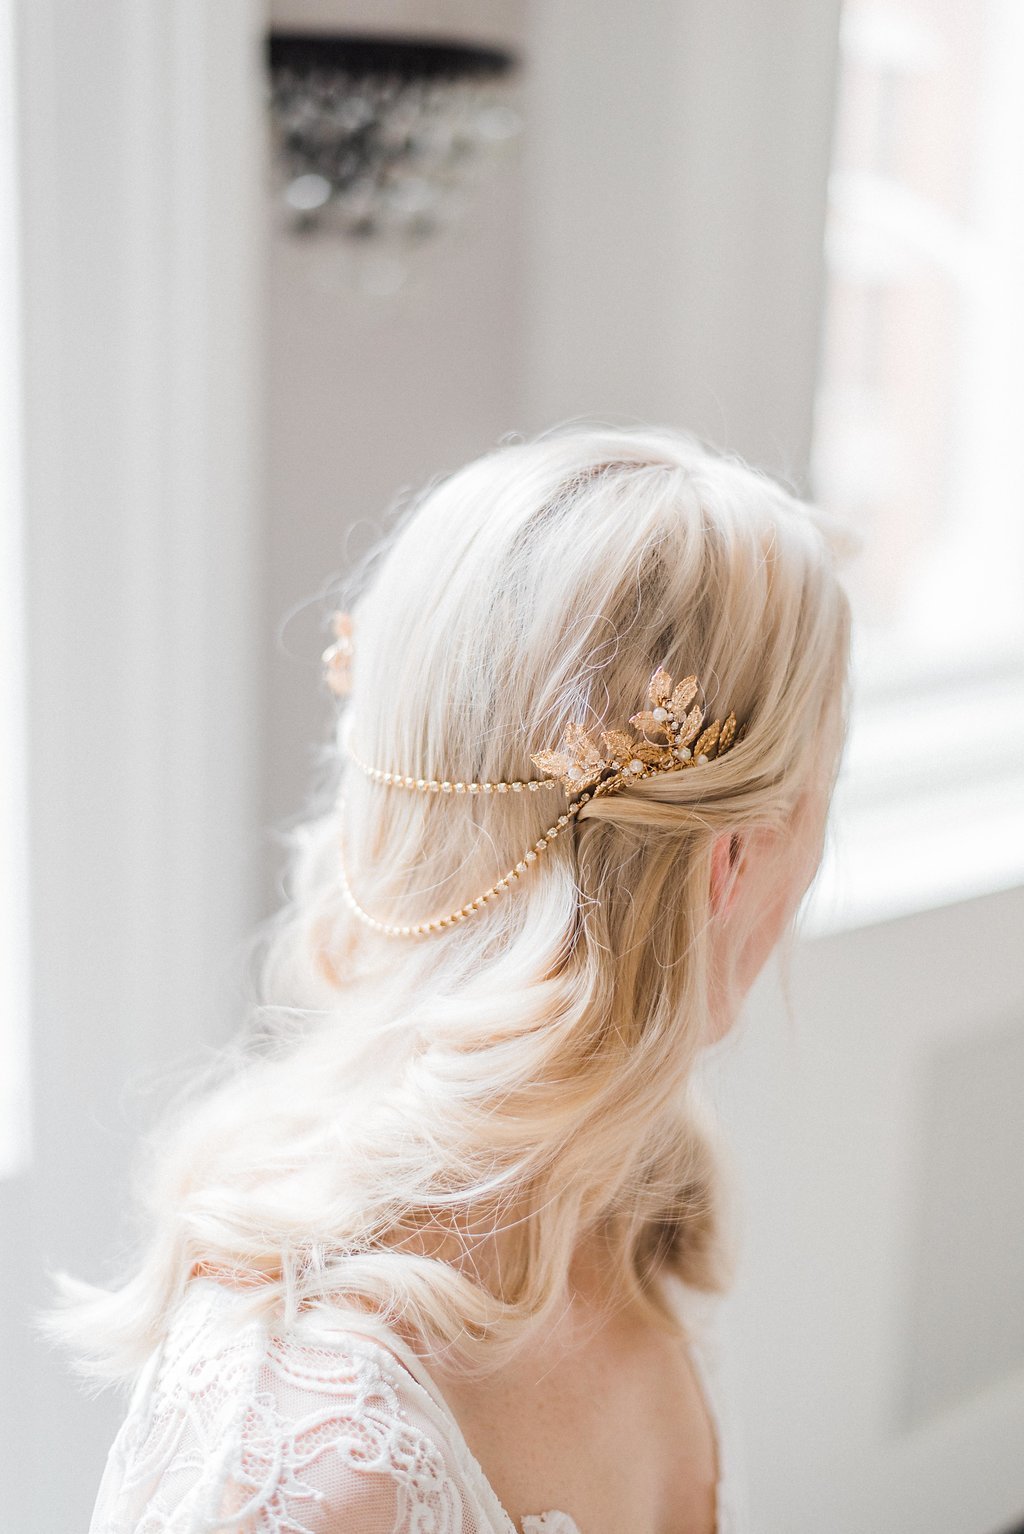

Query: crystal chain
[336,790,590,938]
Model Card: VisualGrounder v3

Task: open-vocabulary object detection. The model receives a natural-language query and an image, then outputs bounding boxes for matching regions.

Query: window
[809,0,1024,930]
[814,0,1024,693]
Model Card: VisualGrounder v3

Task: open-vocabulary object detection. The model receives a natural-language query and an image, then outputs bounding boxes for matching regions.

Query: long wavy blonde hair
[51,425,851,1385]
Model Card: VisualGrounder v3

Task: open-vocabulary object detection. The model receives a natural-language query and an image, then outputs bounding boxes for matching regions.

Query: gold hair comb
[530,667,737,797]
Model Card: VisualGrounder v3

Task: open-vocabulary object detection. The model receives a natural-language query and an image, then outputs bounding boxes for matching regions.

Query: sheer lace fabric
[89,1276,745,1534]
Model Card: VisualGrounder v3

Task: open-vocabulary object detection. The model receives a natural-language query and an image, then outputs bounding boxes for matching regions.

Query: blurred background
[2,0,1023,1529]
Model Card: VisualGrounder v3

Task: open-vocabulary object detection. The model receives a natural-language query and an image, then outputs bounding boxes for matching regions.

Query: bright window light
[809,0,1024,930]
[813,0,1024,695]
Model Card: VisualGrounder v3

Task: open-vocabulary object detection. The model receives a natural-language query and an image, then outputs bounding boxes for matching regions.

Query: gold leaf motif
[564,722,605,767]
[676,702,705,748]
[648,667,673,707]
[633,742,671,767]
[670,675,698,715]
[693,720,721,759]
[718,713,737,754]
[530,669,741,804]
[629,709,669,740]
[530,749,571,778]
[601,729,637,762]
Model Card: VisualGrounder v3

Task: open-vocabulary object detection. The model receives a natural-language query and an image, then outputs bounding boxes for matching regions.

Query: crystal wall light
[267,30,521,274]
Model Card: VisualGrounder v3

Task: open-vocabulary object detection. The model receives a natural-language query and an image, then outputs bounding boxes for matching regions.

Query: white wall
[263,156,528,843]
[523,0,841,483]
[702,885,1024,1534]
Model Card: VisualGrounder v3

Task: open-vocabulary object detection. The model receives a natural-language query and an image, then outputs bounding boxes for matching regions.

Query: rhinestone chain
[336,789,591,939]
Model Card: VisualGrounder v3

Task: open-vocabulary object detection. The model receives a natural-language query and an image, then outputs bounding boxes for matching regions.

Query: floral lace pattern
[90,1276,743,1534]
[90,1283,466,1533]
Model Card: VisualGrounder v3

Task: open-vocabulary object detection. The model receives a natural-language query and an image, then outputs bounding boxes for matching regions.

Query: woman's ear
[710,832,744,917]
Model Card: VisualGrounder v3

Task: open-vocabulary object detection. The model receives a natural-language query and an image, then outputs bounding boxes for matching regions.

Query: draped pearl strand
[343,736,561,797]
[336,789,591,939]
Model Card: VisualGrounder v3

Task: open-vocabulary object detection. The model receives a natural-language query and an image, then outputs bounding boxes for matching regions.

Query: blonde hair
[49,424,851,1385]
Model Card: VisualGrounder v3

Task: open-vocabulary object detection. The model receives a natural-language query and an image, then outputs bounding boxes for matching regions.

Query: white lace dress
[89,1274,747,1534]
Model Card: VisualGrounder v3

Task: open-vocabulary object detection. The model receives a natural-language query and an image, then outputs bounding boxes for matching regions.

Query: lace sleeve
[89,1282,469,1534]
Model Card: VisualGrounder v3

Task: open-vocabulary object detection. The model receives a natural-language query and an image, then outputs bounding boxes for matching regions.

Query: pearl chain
[344,737,559,796]
[336,791,590,939]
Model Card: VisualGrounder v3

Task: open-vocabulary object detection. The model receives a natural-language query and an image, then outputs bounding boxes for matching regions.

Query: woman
[55,425,851,1533]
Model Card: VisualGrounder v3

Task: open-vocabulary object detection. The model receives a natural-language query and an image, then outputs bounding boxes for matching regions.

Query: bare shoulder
[434,1292,718,1534]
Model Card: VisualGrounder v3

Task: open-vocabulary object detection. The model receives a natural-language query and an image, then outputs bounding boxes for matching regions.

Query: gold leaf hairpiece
[336,661,743,938]
[322,611,354,696]
[530,667,739,799]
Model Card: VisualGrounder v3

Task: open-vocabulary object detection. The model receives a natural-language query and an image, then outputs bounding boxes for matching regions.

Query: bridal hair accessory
[332,642,742,938]
[322,611,354,696]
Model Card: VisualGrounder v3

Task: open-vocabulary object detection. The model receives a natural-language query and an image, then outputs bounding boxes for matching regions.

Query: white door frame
[1,2,266,1526]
